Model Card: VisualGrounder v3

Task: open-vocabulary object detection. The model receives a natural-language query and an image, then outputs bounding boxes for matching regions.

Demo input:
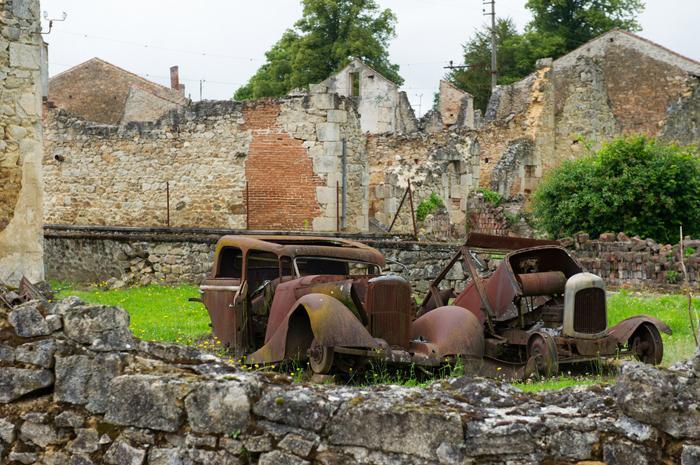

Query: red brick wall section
[242,102,322,230]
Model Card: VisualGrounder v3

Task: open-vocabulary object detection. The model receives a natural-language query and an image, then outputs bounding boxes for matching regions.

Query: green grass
[53,283,209,345]
[53,283,699,390]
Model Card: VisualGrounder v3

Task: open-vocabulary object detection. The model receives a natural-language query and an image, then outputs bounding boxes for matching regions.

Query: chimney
[170,66,184,95]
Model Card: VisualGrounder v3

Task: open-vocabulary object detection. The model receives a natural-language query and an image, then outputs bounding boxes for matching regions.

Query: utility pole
[483,0,497,90]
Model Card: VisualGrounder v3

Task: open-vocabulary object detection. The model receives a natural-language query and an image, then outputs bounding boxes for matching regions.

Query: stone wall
[480,30,700,202]
[43,226,700,292]
[44,95,369,233]
[0,0,44,285]
[1,291,700,464]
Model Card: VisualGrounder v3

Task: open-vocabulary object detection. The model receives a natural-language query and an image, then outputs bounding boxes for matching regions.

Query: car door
[200,246,249,354]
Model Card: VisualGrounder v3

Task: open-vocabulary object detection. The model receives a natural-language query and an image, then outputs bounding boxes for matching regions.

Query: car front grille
[365,277,412,348]
[573,287,607,334]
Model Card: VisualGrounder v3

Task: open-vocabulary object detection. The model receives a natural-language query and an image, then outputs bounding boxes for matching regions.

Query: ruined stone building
[41,30,700,237]
[48,58,189,125]
[0,0,45,284]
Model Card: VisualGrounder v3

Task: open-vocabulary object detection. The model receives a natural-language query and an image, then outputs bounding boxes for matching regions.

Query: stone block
[9,42,40,70]
[0,417,16,443]
[55,354,123,413]
[259,450,309,465]
[253,387,339,432]
[9,303,50,337]
[683,445,700,465]
[69,428,100,453]
[104,440,146,465]
[0,368,53,403]
[20,421,58,448]
[312,216,336,232]
[326,110,348,123]
[323,141,343,157]
[184,381,250,434]
[62,304,134,351]
[0,344,14,363]
[316,186,336,204]
[105,375,192,432]
[15,339,56,368]
[316,123,340,142]
[310,93,337,110]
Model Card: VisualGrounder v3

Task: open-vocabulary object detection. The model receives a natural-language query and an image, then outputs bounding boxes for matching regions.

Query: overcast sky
[42,0,700,116]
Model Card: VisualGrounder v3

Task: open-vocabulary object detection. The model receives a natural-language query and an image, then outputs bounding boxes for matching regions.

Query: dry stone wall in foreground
[1,296,699,464]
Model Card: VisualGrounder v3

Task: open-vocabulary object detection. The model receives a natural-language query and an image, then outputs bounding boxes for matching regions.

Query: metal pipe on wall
[341,139,347,230]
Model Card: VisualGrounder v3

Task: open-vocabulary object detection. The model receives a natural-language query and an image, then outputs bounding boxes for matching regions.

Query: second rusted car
[198,235,483,374]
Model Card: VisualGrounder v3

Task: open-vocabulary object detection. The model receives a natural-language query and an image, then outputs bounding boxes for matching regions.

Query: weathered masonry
[44,95,369,232]
[0,0,45,285]
[43,30,700,236]
[1,292,700,464]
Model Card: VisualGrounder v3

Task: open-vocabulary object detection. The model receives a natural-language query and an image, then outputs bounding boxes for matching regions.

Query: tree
[235,0,401,100]
[526,0,644,56]
[448,0,645,112]
[531,136,700,244]
[447,19,562,112]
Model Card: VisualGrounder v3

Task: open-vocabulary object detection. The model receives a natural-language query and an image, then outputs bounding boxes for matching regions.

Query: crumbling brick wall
[0,0,44,285]
[44,94,368,232]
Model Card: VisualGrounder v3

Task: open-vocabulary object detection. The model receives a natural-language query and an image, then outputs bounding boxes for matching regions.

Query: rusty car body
[198,235,484,374]
[418,233,671,376]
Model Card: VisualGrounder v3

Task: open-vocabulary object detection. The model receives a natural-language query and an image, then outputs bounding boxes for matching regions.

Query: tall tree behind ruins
[448,0,645,112]
[235,0,402,100]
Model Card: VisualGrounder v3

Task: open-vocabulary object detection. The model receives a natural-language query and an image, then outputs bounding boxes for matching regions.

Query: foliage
[666,270,679,284]
[476,187,503,206]
[525,0,644,55]
[531,136,700,244]
[684,247,696,258]
[447,0,645,112]
[235,0,402,100]
[416,192,445,222]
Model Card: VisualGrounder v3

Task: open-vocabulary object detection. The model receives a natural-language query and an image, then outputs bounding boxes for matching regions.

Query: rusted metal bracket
[388,180,418,239]
[461,246,496,334]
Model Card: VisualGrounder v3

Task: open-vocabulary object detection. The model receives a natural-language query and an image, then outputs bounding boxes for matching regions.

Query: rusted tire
[630,323,663,365]
[308,338,334,374]
[525,334,559,378]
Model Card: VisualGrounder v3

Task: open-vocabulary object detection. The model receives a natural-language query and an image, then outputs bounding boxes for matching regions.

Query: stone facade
[44,95,368,232]
[480,30,700,199]
[48,58,188,125]
[41,30,700,237]
[1,291,700,464]
[0,0,44,285]
[316,58,417,135]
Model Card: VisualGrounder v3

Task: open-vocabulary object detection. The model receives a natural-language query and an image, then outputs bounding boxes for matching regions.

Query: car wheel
[308,338,334,374]
[630,323,663,365]
[525,334,558,378]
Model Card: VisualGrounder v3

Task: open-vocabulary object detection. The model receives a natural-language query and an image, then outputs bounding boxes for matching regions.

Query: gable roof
[50,58,187,105]
[553,29,700,75]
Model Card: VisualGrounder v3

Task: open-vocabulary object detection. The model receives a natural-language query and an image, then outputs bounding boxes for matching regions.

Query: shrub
[476,188,503,206]
[416,192,445,221]
[532,136,700,244]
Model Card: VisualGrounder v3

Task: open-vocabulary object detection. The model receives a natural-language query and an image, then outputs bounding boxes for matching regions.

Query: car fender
[607,315,672,344]
[248,293,378,364]
[410,305,485,359]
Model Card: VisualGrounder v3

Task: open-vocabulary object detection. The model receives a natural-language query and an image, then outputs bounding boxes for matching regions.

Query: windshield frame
[292,256,382,277]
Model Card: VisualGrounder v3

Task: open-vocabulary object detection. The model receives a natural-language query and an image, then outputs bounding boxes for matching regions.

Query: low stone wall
[44,226,700,291]
[1,293,700,464]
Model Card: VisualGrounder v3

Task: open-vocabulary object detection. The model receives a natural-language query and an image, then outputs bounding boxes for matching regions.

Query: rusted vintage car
[418,233,672,376]
[199,234,670,377]
[199,235,484,374]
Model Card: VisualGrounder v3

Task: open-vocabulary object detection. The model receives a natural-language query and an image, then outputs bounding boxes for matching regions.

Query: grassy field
[54,283,699,389]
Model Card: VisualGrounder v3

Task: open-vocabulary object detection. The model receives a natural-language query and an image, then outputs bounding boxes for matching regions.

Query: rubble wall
[43,95,369,232]
[1,294,700,464]
[0,0,44,285]
[43,227,700,292]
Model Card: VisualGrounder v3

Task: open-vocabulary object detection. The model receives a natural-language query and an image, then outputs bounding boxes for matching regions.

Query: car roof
[215,235,385,266]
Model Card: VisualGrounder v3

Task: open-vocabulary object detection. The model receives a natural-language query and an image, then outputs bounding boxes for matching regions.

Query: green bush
[416,192,445,221]
[476,188,503,206]
[532,136,700,244]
